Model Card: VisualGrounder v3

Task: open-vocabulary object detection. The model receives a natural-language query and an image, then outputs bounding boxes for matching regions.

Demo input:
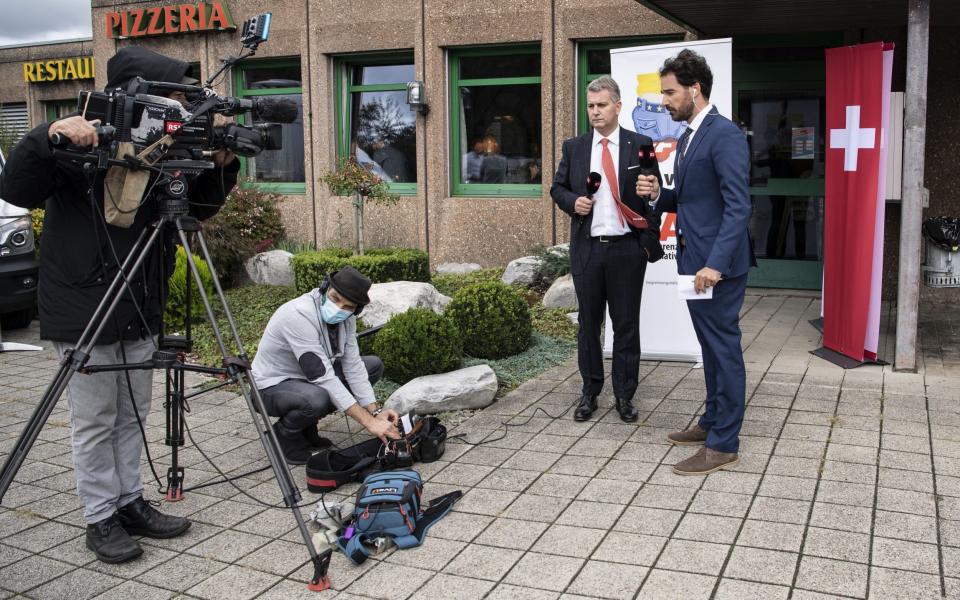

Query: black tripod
[0,168,332,591]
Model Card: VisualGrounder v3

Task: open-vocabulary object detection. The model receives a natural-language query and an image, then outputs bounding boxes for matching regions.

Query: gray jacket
[251,289,376,411]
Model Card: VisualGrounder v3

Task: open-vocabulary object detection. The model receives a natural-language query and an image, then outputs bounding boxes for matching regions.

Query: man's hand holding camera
[48,116,101,148]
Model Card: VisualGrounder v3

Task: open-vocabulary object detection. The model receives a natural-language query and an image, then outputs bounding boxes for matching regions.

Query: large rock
[244,250,294,286]
[362,281,451,328]
[436,262,481,275]
[501,256,541,286]
[542,274,578,310]
[384,365,498,415]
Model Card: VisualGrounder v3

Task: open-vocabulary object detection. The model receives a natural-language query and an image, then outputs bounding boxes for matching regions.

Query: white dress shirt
[589,128,631,236]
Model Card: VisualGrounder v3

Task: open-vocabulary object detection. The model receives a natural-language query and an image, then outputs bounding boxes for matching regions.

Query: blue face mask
[320,293,352,324]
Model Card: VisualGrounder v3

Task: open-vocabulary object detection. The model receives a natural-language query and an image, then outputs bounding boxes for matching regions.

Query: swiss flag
[821,42,893,364]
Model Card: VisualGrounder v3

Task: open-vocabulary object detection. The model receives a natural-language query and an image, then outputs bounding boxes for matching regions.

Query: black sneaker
[302,426,334,450]
[273,422,314,465]
[86,515,143,563]
[117,496,191,539]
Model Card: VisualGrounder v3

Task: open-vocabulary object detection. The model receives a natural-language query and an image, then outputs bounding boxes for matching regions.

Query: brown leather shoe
[672,447,739,475]
[666,425,708,446]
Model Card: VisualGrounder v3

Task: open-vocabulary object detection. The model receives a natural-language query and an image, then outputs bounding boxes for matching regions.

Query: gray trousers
[260,355,383,437]
[54,337,155,525]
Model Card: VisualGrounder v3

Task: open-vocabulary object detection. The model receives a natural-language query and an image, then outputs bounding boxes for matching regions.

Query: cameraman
[251,267,400,465]
[0,47,238,564]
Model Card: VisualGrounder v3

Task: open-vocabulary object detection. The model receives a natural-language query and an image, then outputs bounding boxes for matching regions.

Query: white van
[0,147,40,329]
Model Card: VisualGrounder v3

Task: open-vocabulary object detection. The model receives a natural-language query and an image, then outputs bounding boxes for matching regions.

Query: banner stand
[810,347,887,369]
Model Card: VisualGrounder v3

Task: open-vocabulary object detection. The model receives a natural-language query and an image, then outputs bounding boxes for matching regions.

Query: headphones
[318,272,365,317]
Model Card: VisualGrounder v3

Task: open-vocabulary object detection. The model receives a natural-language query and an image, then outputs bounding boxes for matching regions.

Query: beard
[668,97,694,122]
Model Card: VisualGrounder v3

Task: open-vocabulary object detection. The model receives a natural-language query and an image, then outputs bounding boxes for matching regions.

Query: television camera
[52,11,296,167]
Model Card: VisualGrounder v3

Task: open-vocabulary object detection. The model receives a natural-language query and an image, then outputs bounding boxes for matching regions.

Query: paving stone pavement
[0,291,958,599]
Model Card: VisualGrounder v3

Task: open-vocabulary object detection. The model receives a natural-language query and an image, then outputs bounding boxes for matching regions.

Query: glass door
[738,88,825,289]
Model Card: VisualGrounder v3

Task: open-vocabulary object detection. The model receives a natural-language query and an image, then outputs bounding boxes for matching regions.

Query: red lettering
[106,12,120,38]
[180,4,198,31]
[164,5,178,32]
[660,212,677,242]
[120,11,130,37]
[207,1,231,29]
[130,9,145,36]
[198,2,206,29]
[165,121,183,134]
[146,7,163,35]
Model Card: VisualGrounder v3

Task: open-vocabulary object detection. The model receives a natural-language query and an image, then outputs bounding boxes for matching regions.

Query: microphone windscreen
[638,145,657,170]
[587,171,602,195]
[252,96,299,123]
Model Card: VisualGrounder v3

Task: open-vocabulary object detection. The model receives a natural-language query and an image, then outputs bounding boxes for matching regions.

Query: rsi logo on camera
[165,121,183,134]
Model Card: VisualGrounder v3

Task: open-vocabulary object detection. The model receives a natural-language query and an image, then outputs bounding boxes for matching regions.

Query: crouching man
[251,267,400,464]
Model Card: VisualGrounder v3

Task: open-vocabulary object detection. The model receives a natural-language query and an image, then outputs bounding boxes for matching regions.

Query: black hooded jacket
[0,47,240,344]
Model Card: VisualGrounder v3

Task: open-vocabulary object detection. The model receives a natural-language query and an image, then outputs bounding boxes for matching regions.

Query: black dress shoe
[86,515,143,563]
[302,426,334,450]
[117,496,191,539]
[574,394,598,421]
[615,397,639,423]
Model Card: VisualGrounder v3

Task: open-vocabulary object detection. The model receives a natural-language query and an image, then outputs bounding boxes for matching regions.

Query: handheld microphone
[579,171,602,229]
[637,145,657,200]
[586,171,602,199]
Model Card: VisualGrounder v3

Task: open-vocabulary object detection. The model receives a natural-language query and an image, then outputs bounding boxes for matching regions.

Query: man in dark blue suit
[552,76,664,423]
[637,50,756,475]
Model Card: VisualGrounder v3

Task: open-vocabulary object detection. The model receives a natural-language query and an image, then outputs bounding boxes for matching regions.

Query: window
[234,59,305,193]
[45,99,77,122]
[0,103,29,147]
[450,46,542,197]
[577,36,683,134]
[335,53,417,195]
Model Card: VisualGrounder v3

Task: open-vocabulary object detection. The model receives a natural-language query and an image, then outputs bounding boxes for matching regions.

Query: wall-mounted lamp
[406,80,429,115]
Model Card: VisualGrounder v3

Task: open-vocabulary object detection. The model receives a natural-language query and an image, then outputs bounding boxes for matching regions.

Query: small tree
[320,157,398,256]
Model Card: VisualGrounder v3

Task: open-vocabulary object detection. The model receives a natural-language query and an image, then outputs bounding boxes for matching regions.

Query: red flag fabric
[823,42,886,362]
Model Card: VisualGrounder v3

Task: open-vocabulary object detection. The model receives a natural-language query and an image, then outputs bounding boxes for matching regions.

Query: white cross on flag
[818,42,894,367]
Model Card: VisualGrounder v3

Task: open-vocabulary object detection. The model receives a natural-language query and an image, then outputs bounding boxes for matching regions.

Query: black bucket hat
[328,267,371,307]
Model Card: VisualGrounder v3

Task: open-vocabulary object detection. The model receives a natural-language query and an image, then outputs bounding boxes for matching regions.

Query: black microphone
[579,171,602,229]
[217,96,299,123]
[250,96,299,123]
[637,145,657,200]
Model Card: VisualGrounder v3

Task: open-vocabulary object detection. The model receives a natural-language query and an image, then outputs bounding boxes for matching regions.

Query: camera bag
[304,417,448,493]
[336,469,461,565]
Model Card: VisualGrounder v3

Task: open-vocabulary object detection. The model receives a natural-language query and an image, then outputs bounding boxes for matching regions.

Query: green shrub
[430,267,504,297]
[530,304,578,341]
[31,208,44,250]
[165,246,215,332]
[292,247,429,293]
[372,308,462,384]
[190,284,299,367]
[446,281,532,359]
[201,179,285,288]
[528,244,570,285]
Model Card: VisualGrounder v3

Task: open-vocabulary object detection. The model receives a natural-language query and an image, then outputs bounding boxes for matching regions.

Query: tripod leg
[164,365,185,501]
[176,224,331,590]
[0,219,169,503]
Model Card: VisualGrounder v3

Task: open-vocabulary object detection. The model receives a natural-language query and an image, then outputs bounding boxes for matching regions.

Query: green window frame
[577,35,683,135]
[449,45,542,197]
[334,52,417,196]
[45,99,77,122]
[233,57,305,194]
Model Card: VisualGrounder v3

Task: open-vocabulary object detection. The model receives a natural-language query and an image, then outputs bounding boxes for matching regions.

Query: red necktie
[600,138,625,227]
